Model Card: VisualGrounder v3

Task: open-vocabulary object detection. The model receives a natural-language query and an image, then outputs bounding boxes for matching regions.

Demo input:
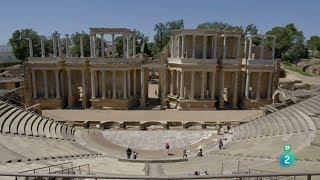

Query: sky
[1,0,320,44]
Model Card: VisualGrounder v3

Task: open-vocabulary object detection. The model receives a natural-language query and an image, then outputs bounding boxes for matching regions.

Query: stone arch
[272,89,285,103]
[183,122,203,129]
[141,121,165,130]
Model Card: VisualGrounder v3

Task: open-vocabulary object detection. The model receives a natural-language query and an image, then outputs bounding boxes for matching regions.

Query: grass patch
[282,62,313,77]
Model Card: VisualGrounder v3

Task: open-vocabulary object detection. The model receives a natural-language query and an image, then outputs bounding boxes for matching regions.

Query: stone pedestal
[67,96,74,108]
[160,98,168,110]
[82,97,88,108]
[240,99,273,110]
[219,97,224,109]
[139,98,146,109]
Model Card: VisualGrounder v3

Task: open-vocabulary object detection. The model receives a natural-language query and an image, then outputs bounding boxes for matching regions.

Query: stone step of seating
[2,108,24,133]
[276,111,294,134]
[0,108,19,133]
[0,143,25,163]
[256,118,269,136]
[17,113,34,135]
[25,115,39,136]
[281,109,302,133]
[265,115,280,135]
[248,122,257,139]
[9,111,29,134]
[232,126,240,141]
[252,120,263,138]
[44,120,53,139]
[287,108,310,132]
[55,123,64,140]
[305,100,319,113]
[74,130,105,154]
[37,117,49,137]
[260,117,274,136]
[242,123,251,139]
[269,113,287,135]
[294,106,319,130]
[66,126,75,141]
[0,105,13,118]
[31,116,44,137]
[49,121,59,139]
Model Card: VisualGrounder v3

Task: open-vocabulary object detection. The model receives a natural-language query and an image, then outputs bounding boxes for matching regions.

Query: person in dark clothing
[219,139,224,150]
[126,148,132,159]
[165,143,170,155]
[183,149,187,158]
[133,151,138,159]
[197,149,203,157]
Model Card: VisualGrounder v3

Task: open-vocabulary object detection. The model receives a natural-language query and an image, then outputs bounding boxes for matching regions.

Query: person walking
[218,139,224,150]
[165,143,170,155]
[183,149,187,158]
[126,147,132,159]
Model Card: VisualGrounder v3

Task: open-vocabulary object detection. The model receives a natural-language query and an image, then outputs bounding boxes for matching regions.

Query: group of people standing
[126,148,138,159]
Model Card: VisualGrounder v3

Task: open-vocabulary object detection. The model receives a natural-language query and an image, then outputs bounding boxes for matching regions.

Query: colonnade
[244,35,276,60]
[244,71,273,100]
[168,69,216,100]
[31,69,62,99]
[28,33,137,59]
[170,34,217,59]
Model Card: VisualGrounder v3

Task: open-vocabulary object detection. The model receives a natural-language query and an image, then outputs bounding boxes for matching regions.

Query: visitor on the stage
[197,149,203,157]
[183,149,187,158]
[219,139,224,150]
[133,151,138,159]
[126,147,132,159]
[165,143,170,155]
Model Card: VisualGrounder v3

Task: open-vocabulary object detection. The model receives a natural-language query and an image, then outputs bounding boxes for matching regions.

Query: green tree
[306,36,320,56]
[9,29,41,61]
[244,24,258,36]
[287,39,308,65]
[166,19,184,30]
[70,31,90,57]
[266,23,306,60]
[197,21,231,32]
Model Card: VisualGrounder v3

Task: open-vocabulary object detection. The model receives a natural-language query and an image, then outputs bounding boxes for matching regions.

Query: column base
[240,99,273,110]
[82,97,88,108]
[139,98,146,109]
[219,97,224,109]
[67,96,74,108]
[160,98,168,110]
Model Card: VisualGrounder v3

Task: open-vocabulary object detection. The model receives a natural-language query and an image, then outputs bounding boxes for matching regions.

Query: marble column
[201,71,205,100]
[232,72,239,108]
[237,36,241,59]
[123,71,127,99]
[260,38,264,60]
[272,38,276,59]
[81,70,86,102]
[223,36,227,59]
[133,69,137,96]
[140,68,145,102]
[112,34,116,58]
[181,35,185,58]
[112,70,116,99]
[176,71,180,97]
[192,35,196,59]
[190,71,195,99]
[170,70,174,95]
[133,35,136,57]
[171,36,174,58]
[126,36,130,58]
[267,72,273,100]
[58,38,62,57]
[93,35,96,58]
[53,35,57,57]
[161,68,167,99]
[179,71,184,99]
[214,35,217,60]
[122,35,126,58]
[80,35,84,58]
[211,71,216,100]
[248,36,253,59]
[101,34,104,58]
[91,70,96,99]
[102,71,106,99]
[127,70,131,97]
[55,70,60,98]
[31,70,37,98]
[245,71,251,100]
[42,70,48,98]
[90,35,93,58]
[67,70,72,98]
[219,71,225,109]
[177,36,181,58]
[203,36,207,59]
[65,34,69,58]
[244,38,248,59]
[41,36,45,57]
[29,39,33,57]
[256,72,262,100]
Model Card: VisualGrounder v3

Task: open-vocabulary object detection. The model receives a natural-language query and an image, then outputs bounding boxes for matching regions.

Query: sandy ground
[42,109,262,122]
